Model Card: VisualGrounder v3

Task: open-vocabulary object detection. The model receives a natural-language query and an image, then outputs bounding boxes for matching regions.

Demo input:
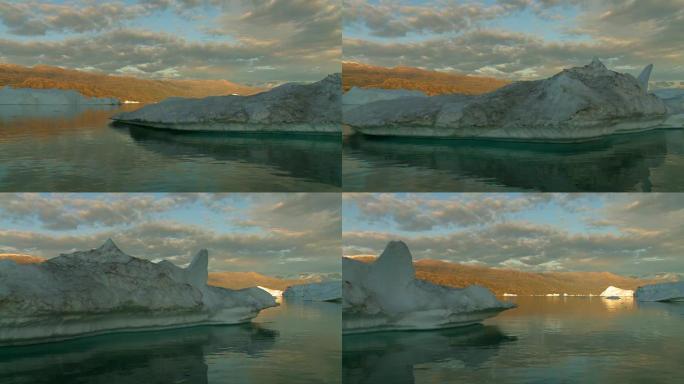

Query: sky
[0,0,341,84]
[343,193,684,277]
[343,0,684,82]
[0,193,341,277]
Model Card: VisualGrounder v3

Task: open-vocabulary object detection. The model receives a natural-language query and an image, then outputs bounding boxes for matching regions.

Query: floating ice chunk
[635,281,684,302]
[282,281,342,302]
[600,286,634,297]
[345,59,676,141]
[257,286,284,303]
[0,86,120,105]
[343,241,514,333]
[0,240,276,346]
[112,74,341,133]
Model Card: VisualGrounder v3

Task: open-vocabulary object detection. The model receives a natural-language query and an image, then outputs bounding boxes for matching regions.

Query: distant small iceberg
[282,281,342,302]
[258,286,284,301]
[600,286,634,297]
[0,86,120,105]
[343,241,514,333]
[636,281,684,302]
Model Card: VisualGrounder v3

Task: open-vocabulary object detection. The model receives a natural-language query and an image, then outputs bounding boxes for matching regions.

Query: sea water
[343,296,684,383]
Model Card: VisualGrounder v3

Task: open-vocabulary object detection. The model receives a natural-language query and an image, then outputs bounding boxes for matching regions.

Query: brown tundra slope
[0,254,46,264]
[208,271,316,291]
[342,61,510,95]
[0,63,264,103]
[348,256,671,295]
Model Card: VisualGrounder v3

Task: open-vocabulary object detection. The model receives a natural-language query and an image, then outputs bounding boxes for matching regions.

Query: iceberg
[342,241,514,334]
[0,86,120,105]
[112,74,341,133]
[600,286,634,297]
[635,281,684,302]
[0,239,276,346]
[258,286,284,300]
[343,87,426,113]
[282,281,342,302]
[345,59,681,141]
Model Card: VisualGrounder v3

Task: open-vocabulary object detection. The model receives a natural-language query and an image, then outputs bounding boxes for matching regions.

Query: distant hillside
[208,271,317,291]
[0,63,264,103]
[0,254,46,264]
[342,62,510,96]
[348,257,672,295]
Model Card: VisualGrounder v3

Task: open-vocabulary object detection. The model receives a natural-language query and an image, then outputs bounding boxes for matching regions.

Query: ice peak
[637,64,653,93]
[374,241,415,283]
[589,57,606,70]
[186,249,208,287]
[97,238,122,253]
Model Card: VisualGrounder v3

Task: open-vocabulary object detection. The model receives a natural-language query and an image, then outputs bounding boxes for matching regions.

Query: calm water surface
[343,297,684,384]
[343,129,684,191]
[0,105,341,191]
[0,301,341,384]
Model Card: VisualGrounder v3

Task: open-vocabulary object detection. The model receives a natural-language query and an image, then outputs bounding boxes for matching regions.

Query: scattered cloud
[344,0,684,81]
[0,193,340,276]
[0,0,340,83]
[343,193,684,276]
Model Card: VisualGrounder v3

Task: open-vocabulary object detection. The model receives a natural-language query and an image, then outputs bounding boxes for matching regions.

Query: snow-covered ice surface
[0,86,120,105]
[345,59,683,141]
[282,281,342,302]
[600,286,634,297]
[343,241,515,334]
[635,282,684,302]
[258,286,284,300]
[0,239,276,346]
[112,74,341,133]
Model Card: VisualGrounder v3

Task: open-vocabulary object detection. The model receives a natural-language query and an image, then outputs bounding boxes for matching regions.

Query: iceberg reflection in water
[0,324,277,384]
[343,129,684,192]
[343,325,514,384]
[344,297,684,384]
[0,301,341,384]
[0,105,341,191]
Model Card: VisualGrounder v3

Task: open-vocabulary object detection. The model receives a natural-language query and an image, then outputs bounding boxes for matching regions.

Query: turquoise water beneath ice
[343,130,684,191]
[0,105,341,191]
[0,301,341,384]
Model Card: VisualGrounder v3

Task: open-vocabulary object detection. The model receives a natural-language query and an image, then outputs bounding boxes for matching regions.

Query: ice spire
[637,64,653,93]
[186,249,208,287]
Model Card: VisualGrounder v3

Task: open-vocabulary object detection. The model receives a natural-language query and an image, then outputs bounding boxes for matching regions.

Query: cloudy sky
[0,193,340,277]
[0,0,340,84]
[343,0,684,82]
[343,193,684,277]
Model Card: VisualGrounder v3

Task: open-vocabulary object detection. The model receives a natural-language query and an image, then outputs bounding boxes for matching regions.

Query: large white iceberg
[112,74,341,133]
[345,59,682,141]
[282,281,342,302]
[635,281,684,302]
[343,241,514,333]
[0,239,276,346]
[600,286,634,297]
[0,86,120,105]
